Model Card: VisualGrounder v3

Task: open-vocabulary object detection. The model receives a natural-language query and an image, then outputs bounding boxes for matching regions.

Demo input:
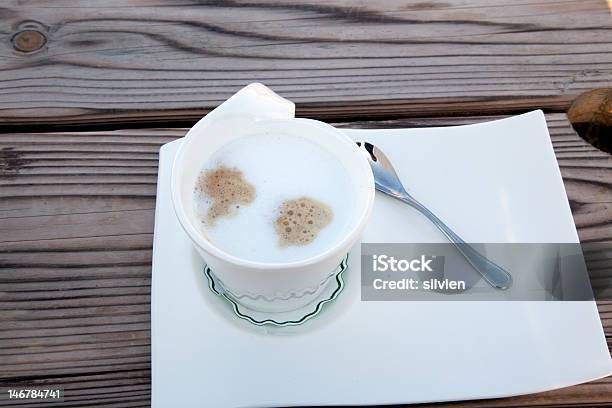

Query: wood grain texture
[0,113,610,406]
[0,0,611,128]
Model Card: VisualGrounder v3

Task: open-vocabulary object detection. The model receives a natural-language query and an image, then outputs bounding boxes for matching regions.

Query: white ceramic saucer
[151,111,611,408]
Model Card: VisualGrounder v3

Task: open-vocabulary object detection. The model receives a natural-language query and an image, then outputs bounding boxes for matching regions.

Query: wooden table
[1,1,611,407]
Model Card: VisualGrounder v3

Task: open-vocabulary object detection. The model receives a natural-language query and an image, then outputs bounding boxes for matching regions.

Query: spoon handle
[398,194,513,290]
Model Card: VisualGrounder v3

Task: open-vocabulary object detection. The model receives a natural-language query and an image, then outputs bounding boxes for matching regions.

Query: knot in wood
[12,29,46,53]
[568,88,611,154]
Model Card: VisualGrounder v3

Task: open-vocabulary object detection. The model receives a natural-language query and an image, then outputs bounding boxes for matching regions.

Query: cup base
[203,254,348,326]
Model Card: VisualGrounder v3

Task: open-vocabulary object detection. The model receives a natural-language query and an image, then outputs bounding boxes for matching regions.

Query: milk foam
[193,133,355,263]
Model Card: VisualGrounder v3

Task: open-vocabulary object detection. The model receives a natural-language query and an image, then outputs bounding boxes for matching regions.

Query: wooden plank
[0,373,610,408]
[0,113,610,406]
[0,370,151,407]
[0,1,611,128]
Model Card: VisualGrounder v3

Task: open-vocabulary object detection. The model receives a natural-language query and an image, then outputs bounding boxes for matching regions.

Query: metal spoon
[357,141,512,290]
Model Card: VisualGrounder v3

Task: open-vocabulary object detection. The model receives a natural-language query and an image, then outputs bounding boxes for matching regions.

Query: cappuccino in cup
[193,132,355,263]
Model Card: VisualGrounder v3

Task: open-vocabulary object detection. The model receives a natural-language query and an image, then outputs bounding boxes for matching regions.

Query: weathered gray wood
[0,1,610,127]
[0,113,610,406]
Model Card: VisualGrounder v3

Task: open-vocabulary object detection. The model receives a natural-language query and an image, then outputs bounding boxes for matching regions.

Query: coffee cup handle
[206,83,295,121]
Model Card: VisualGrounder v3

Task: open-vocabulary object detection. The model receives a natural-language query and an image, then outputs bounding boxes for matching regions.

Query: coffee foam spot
[275,197,332,247]
[196,166,255,226]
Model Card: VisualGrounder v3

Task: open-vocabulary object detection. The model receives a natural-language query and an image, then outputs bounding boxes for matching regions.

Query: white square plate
[151,111,611,407]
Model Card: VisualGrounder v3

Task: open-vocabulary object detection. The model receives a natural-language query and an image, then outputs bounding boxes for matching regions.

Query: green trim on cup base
[203,254,349,327]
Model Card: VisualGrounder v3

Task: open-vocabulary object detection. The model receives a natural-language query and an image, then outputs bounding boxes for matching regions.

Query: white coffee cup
[171,83,374,312]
